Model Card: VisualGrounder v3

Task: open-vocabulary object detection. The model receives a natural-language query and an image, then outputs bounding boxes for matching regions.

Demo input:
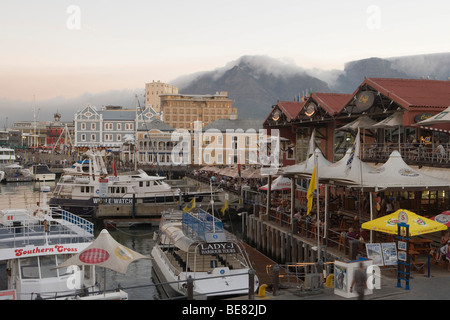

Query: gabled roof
[308,92,352,116]
[276,101,306,120]
[359,78,450,110]
[263,101,306,125]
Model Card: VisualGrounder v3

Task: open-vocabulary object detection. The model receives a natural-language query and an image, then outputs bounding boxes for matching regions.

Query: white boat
[0,148,16,170]
[3,164,34,182]
[50,150,210,217]
[50,150,182,216]
[151,209,259,299]
[0,187,128,300]
[29,164,56,181]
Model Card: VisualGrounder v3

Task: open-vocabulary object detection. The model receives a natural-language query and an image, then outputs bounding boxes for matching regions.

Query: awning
[337,115,377,130]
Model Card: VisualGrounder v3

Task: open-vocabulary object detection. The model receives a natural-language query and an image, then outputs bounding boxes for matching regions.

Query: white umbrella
[416,106,450,125]
[57,229,149,274]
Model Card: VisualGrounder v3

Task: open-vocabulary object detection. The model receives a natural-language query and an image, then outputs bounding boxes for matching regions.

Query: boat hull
[151,244,257,299]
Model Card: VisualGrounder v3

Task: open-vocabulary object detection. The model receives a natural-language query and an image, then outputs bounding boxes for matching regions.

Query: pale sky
[1,0,449,102]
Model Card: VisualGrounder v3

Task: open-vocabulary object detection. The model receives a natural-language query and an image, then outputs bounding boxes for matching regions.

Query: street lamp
[238,211,248,242]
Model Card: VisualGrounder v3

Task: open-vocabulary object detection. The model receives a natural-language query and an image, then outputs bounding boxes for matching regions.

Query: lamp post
[238,211,248,242]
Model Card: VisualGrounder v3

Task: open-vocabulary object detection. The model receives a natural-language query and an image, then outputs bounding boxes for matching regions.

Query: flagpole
[315,151,320,261]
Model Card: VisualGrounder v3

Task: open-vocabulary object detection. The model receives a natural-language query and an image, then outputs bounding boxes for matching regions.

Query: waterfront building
[263,77,450,216]
[264,94,352,164]
[160,91,237,130]
[200,118,263,166]
[145,80,179,113]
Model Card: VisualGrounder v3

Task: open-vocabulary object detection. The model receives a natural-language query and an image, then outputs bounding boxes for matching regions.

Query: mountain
[173,53,450,119]
[173,55,330,119]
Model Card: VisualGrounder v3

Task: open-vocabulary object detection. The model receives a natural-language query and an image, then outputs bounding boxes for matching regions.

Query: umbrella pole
[103,267,106,297]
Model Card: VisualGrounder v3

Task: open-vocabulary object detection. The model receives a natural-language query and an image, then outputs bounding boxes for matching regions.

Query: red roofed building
[264,78,450,165]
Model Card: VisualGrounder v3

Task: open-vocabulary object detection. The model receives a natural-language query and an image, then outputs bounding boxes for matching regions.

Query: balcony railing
[360,142,450,165]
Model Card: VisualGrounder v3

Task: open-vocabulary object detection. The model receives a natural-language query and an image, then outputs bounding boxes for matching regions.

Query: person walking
[350,262,367,300]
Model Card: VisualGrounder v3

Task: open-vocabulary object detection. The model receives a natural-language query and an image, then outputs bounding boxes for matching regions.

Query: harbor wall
[95,202,179,218]
[246,214,341,265]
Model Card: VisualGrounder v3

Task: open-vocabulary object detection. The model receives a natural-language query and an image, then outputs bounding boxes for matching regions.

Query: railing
[360,142,450,165]
[58,208,94,236]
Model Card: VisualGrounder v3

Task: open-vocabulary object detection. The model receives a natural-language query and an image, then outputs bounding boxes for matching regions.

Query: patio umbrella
[430,211,450,228]
[361,209,447,237]
[57,229,150,274]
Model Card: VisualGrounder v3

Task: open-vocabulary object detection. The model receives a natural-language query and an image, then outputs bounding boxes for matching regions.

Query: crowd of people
[191,169,266,194]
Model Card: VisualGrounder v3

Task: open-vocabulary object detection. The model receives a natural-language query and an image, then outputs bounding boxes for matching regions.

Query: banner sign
[199,242,238,255]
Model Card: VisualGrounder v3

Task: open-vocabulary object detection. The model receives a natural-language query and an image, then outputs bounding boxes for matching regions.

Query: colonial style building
[160,91,237,130]
[74,104,163,149]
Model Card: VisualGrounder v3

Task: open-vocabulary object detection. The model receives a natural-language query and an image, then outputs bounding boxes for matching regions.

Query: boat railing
[182,210,224,241]
[53,208,94,237]
[0,208,94,249]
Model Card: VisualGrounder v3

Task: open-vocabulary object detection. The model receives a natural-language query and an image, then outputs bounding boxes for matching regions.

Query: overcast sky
[1,0,449,108]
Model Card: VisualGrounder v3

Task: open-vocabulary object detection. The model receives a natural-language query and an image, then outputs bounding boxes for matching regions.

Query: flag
[112,158,117,177]
[183,197,196,213]
[220,199,228,216]
[345,128,360,175]
[306,163,317,215]
[305,129,315,169]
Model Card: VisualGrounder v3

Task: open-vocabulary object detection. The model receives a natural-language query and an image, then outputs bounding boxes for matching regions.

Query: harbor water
[0,181,161,300]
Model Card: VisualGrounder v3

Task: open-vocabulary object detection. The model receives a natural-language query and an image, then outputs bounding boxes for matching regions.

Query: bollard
[187,276,194,300]
[272,264,280,296]
[248,269,255,300]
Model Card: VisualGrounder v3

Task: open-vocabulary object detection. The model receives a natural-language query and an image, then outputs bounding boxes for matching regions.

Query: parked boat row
[49,150,213,217]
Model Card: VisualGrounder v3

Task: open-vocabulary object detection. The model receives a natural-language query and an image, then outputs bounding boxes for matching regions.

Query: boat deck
[162,247,247,274]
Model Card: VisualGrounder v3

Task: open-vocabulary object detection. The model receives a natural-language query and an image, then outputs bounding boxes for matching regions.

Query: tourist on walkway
[350,262,367,300]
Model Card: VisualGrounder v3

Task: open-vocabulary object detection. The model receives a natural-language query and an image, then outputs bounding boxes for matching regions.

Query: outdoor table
[409,238,433,253]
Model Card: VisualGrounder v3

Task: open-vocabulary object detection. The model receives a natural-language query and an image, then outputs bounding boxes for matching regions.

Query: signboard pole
[396,222,410,290]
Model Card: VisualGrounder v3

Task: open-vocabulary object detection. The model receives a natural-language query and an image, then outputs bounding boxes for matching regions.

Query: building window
[91,134,96,141]
[105,123,113,130]
[125,123,134,131]
[81,123,86,130]
[117,134,121,142]
[117,123,122,130]
[91,123,96,130]
[81,134,86,141]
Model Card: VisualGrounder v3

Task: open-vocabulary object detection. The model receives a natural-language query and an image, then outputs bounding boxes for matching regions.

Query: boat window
[57,255,76,276]
[40,255,58,278]
[20,257,40,279]
[139,181,143,187]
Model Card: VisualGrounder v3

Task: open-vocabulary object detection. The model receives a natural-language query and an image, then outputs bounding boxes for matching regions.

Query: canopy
[259,175,292,191]
[372,112,403,128]
[57,229,150,274]
[430,211,450,228]
[416,106,450,125]
[318,148,376,185]
[351,151,450,191]
[337,115,377,130]
[362,209,447,236]
[280,148,332,177]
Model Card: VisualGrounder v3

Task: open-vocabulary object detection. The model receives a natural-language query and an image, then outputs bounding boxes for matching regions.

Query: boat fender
[257,284,268,297]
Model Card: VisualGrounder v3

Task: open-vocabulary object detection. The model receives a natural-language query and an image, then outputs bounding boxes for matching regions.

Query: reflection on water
[0,181,56,209]
[0,181,159,300]
[102,228,160,300]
